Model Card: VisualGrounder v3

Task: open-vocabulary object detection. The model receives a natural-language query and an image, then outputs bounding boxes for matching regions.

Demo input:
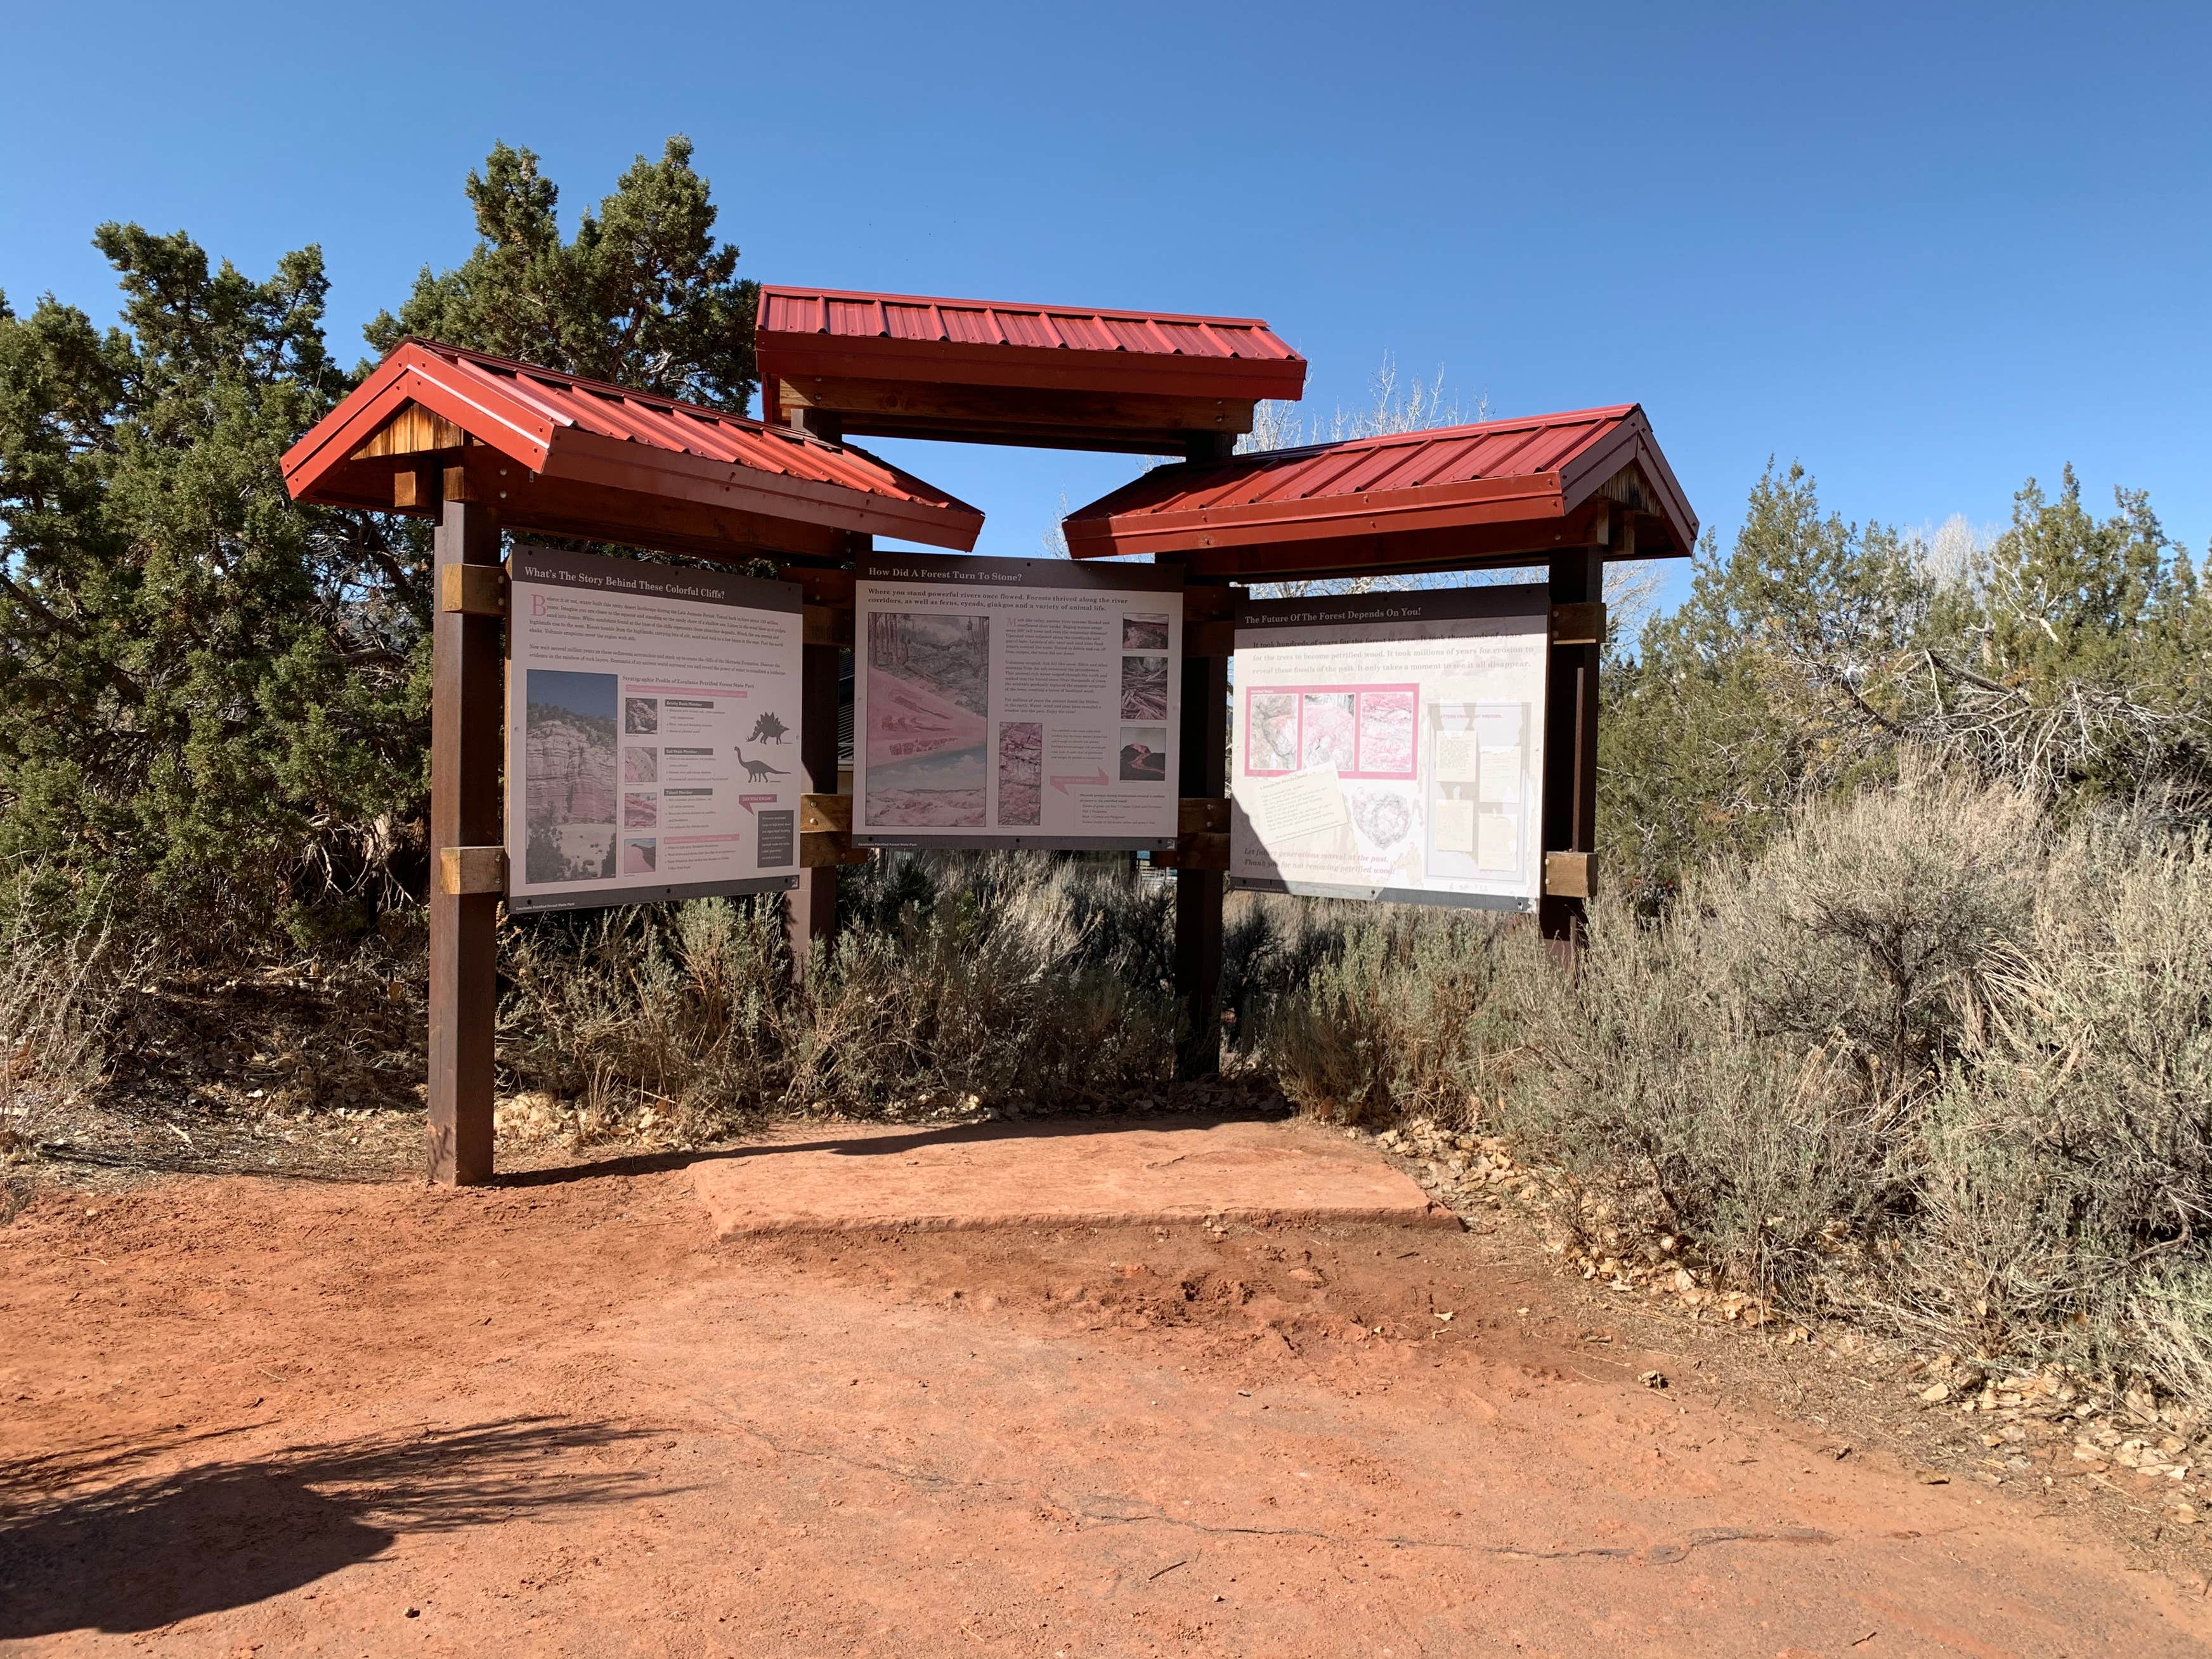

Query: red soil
[3,1122,2207,1656]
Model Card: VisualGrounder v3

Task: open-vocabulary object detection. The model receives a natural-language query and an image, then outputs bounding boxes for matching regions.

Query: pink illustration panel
[1240,683,1419,779]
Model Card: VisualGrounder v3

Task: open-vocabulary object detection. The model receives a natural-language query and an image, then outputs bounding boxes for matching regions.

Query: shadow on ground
[0,1417,668,1638]
[495,1106,1298,1190]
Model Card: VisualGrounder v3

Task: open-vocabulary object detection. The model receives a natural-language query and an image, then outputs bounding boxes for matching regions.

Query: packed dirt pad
[4,1131,2209,1656]
[688,1117,1454,1235]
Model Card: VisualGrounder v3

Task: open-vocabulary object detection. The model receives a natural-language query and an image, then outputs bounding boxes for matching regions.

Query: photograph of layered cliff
[865,611,991,827]
[523,669,618,884]
[1122,613,1169,651]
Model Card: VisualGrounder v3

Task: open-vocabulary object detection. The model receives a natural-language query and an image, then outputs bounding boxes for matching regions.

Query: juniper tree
[0,138,765,952]
[0,228,424,950]
[364,136,758,411]
[1602,462,2212,894]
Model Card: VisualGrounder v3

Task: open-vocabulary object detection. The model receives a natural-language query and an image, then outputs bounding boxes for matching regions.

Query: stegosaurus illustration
[747,711,789,745]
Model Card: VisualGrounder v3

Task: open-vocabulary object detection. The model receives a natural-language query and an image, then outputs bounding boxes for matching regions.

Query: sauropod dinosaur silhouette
[735,748,788,784]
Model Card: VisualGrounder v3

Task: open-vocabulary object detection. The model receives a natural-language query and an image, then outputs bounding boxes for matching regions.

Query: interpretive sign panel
[853,552,1182,848]
[505,545,803,913]
[1230,585,1547,911]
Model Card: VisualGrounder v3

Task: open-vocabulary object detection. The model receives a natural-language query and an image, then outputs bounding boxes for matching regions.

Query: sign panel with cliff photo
[852,552,1183,849]
[505,546,804,912]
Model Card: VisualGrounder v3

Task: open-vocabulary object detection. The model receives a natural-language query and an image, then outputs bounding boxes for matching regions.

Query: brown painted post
[1539,537,1606,951]
[1170,434,1239,1077]
[777,403,849,979]
[1174,640,1229,1077]
[427,464,502,1185]
[786,637,843,976]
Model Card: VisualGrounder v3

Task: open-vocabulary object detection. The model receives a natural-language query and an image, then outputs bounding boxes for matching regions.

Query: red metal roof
[283,339,983,557]
[1062,405,1696,578]
[757,285,1307,402]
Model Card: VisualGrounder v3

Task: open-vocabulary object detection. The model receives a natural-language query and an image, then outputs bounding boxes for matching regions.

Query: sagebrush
[496,853,1177,1140]
[1241,771,2212,1409]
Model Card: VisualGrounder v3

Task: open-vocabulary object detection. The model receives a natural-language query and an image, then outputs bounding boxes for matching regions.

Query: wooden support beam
[1549,601,1606,647]
[1178,796,1230,835]
[800,829,869,868]
[802,602,854,647]
[427,470,502,1187]
[1540,536,1606,953]
[1543,850,1597,901]
[1183,619,1235,658]
[800,793,853,834]
[1152,832,1230,871]
[437,845,507,895]
[1179,584,1237,623]
[781,566,857,608]
[438,563,507,617]
[1114,500,1615,585]
[776,375,1258,453]
[786,638,845,975]
[785,403,844,446]
[1174,623,1230,1077]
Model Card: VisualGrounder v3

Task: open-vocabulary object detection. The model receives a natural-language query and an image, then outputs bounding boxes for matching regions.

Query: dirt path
[3,1125,2207,1657]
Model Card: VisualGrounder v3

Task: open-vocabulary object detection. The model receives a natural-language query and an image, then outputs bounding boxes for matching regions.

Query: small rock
[1638,1370,1667,1389]
[1913,1469,1950,1485]
[1920,1382,1951,1403]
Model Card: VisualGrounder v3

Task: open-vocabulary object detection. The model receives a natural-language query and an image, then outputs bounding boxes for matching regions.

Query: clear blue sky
[6,2,2207,606]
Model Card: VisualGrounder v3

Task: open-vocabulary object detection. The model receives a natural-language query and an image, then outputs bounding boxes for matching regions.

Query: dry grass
[495,853,1176,1143]
[0,885,126,1211]
[1230,769,2212,1410]
[15,771,2204,1416]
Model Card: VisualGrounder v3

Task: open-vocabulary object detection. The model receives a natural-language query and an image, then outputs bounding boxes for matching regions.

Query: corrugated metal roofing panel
[1060,404,1697,568]
[282,339,984,553]
[758,285,1306,381]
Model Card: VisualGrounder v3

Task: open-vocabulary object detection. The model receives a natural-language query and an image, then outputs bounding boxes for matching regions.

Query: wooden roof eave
[1064,472,1571,561]
[1552,411,1698,555]
[283,341,985,556]
[761,336,1306,401]
[1159,506,1620,585]
[281,354,556,493]
[538,429,982,550]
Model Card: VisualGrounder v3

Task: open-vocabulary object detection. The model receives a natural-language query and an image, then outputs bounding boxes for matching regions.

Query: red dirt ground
[3,1117,2208,1657]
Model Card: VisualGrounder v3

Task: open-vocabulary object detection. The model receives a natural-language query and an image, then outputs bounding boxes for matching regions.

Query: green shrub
[495,853,1176,1139]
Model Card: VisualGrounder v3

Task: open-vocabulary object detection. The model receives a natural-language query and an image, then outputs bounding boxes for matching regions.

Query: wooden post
[1540,536,1606,952]
[427,465,502,1185]
[786,632,843,977]
[1174,635,1228,1077]
[779,404,848,979]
